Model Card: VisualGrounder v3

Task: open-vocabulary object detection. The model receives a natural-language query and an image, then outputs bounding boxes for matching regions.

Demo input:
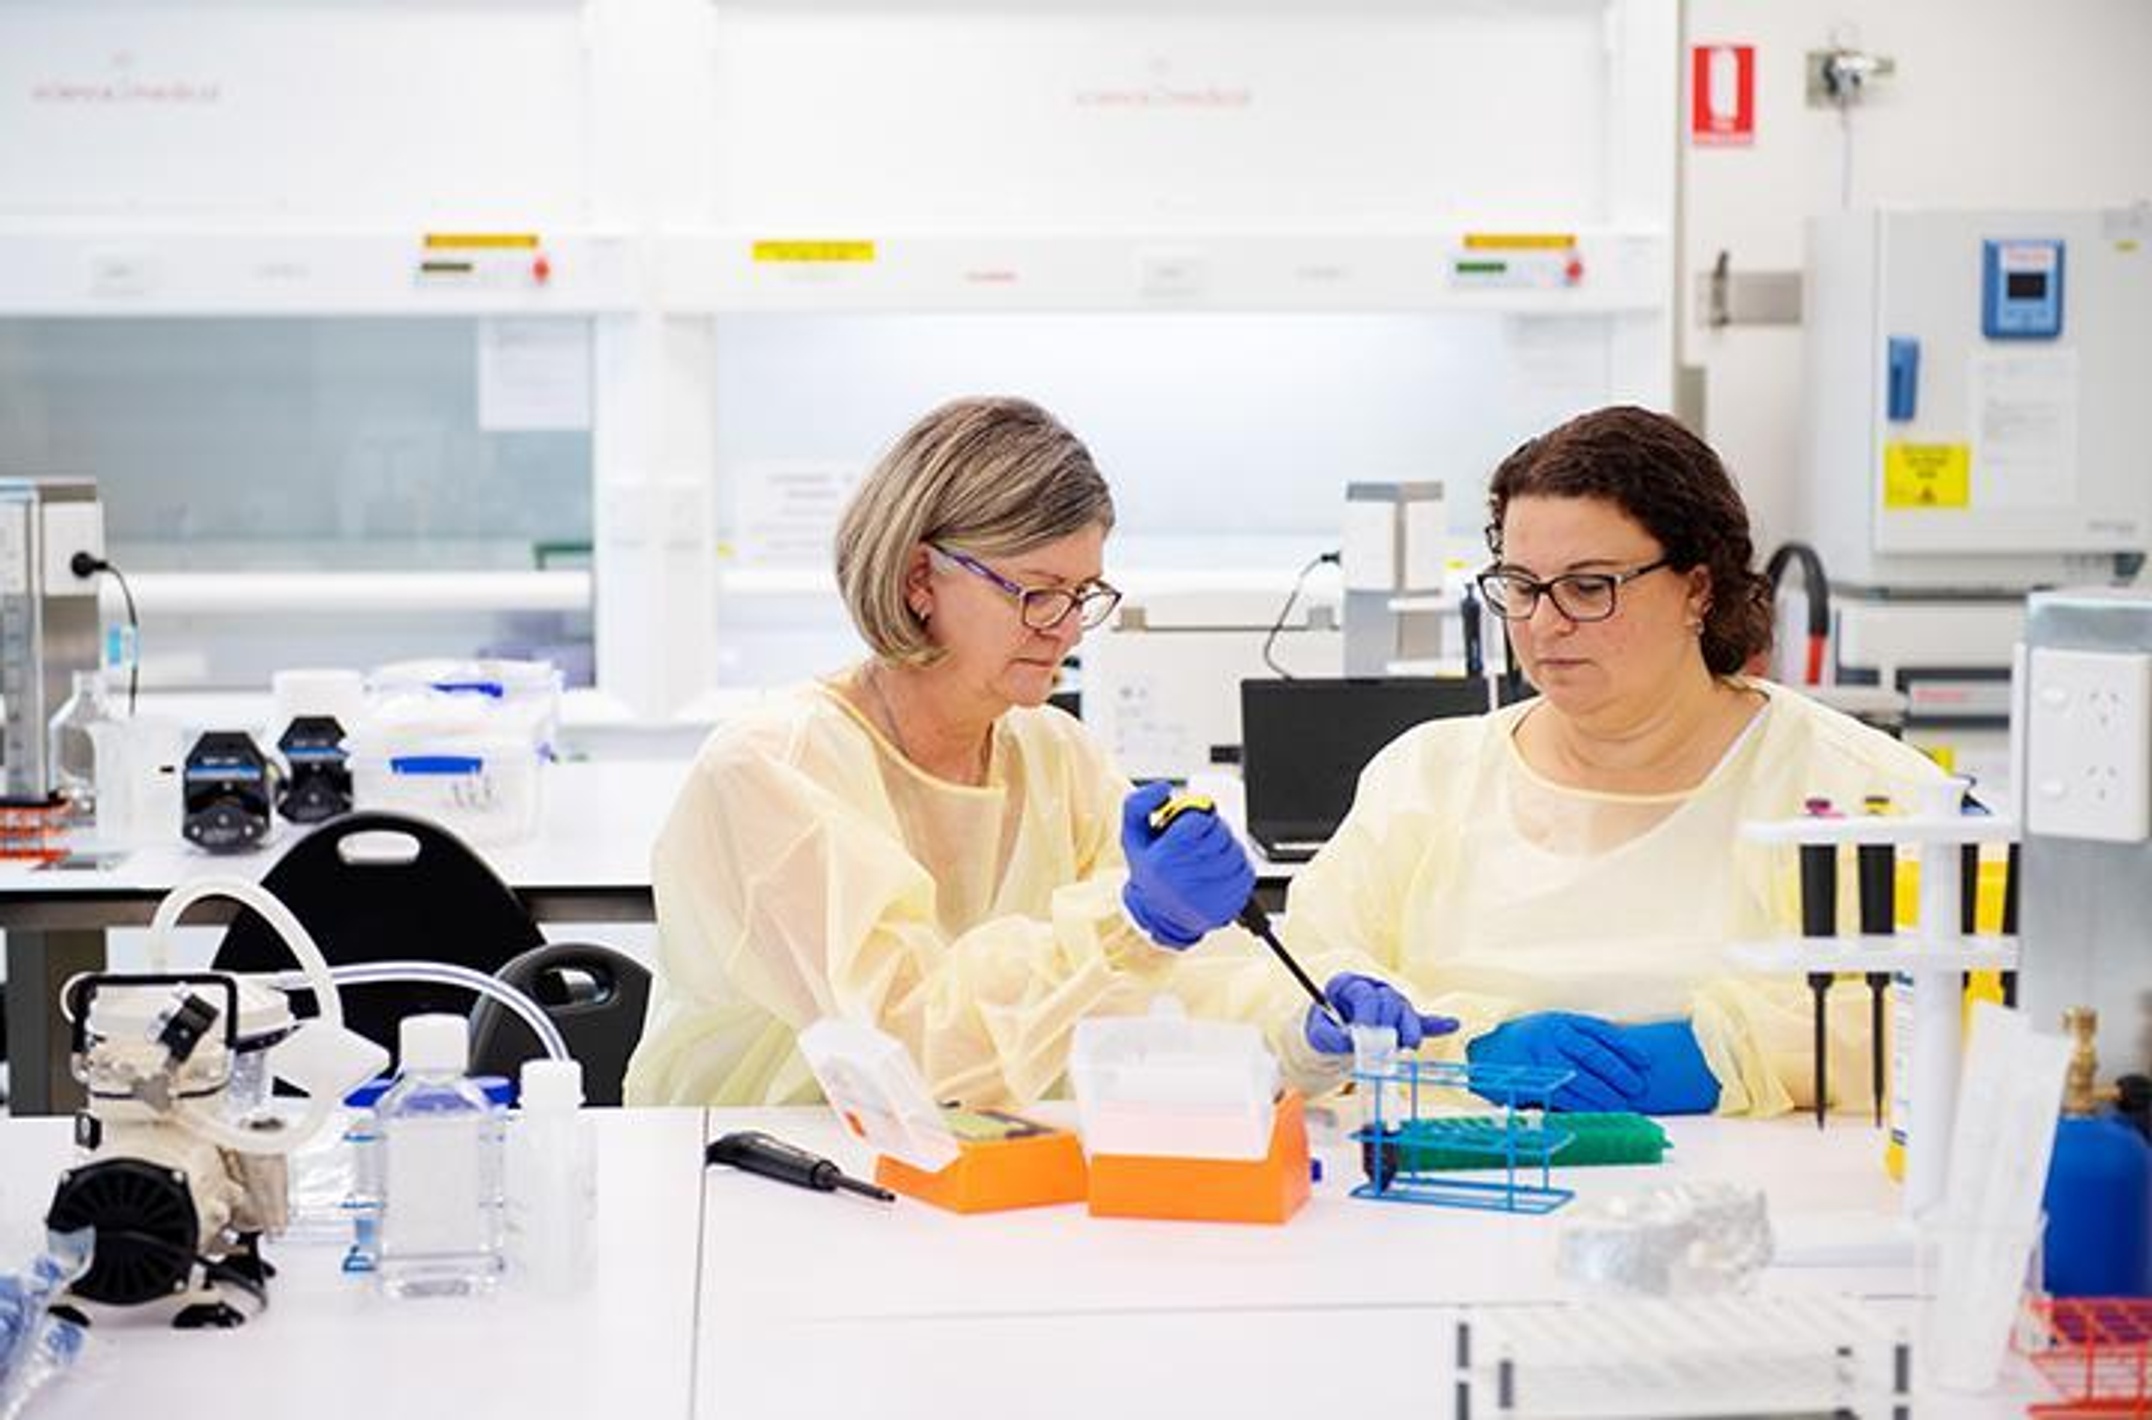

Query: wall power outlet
[2025,647,2152,843]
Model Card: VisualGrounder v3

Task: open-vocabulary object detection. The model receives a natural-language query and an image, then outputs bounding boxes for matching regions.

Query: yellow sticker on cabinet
[1461,232,1577,251]
[752,240,876,264]
[1882,443,1971,510]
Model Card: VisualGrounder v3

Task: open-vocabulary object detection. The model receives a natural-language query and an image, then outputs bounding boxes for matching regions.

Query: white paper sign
[1968,350,2079,511]
[733,461,862,566]
[476,318,592,432]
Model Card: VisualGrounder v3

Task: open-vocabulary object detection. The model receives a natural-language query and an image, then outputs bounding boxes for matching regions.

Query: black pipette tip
[1808,972,1831,1130]
[1867,975,1888,1128]
[830,1174,898,1202]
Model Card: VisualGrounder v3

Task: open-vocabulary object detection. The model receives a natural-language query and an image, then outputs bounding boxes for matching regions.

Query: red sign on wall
[1690,43,1755,147]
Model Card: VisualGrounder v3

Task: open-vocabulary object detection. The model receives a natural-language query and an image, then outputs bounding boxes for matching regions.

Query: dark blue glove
[1466,1011,1651,1112]
[1619,1020,1721,1115]
[1305,972,1460,1055]
[1119,783,1256,950]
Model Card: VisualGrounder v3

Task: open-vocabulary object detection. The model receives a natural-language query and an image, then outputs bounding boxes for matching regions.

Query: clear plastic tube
[147,877,345,1155]
[265,962,569,1063]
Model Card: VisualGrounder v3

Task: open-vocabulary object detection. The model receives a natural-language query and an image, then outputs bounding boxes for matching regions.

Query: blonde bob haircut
[836,396,1115,665]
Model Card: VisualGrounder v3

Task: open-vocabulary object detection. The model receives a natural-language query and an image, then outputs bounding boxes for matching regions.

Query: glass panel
[0,317,593,571]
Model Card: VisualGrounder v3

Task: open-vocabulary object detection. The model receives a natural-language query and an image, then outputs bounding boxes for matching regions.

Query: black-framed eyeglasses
[929,544,1123,632]
[1475,558,1671,623]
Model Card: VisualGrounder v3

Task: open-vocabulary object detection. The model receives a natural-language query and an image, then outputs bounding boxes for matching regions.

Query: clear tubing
[266,961,569,1064]
[145,877,344,1155]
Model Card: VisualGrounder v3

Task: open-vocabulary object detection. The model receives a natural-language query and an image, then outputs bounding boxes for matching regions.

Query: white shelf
[0,227,638,316]
[128,570,590,616]
[656,227,1672,314]
[1728,936,2020,974]
[1739,815,2020,847]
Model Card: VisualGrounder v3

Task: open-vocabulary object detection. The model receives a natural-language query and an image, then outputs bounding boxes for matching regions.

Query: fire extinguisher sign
[1691,43,1756,147]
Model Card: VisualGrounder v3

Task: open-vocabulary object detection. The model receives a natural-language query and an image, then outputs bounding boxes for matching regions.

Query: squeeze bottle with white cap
[508,1057,596,1295]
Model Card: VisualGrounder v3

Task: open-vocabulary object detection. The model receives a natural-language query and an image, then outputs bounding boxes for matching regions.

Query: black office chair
[212,811,546,1063]
[469,942,652,1106]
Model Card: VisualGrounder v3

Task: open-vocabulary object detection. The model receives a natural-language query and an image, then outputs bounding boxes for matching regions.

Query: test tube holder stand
[1350,1057,1577,1214]
[1729,777,2019,1217]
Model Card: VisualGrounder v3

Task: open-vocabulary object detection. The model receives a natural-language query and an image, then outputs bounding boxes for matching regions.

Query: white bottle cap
[399,1013,469,1074]
[520,1057,584,1111]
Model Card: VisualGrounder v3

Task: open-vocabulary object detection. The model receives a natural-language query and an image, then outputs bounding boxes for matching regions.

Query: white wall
[1680,0,2152,553]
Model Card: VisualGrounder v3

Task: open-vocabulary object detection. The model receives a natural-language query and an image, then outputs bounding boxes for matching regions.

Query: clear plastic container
[347,732,543,844]
[46,669,114,825]
[349,659,556,843]
[364,658,561,753]
[374,1017,507,1300]
[1068,999,1279,1161]
[342,1073,513,1275]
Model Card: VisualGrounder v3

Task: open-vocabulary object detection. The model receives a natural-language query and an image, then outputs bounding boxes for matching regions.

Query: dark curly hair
[1485,405,1773,677]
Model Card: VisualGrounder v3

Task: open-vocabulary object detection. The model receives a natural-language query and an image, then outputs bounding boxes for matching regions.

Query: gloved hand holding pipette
[1121,788,1455,1059]
[1120,782,1256,948]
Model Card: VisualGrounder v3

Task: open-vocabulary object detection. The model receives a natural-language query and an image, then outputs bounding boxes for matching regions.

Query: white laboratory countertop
[694,1108,2051,1419]
[0,1107,2062,1419]
[3,1108,709,1420]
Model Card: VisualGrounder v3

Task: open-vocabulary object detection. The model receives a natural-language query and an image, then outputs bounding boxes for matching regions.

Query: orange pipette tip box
[874,1114,1089,1214]
[1084,1090,1311,1225]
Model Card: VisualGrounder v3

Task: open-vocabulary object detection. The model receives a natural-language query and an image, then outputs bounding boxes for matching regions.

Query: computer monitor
[1240,677,1497,862]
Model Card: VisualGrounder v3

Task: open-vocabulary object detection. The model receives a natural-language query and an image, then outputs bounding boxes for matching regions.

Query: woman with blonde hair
[625,396,1248,1107]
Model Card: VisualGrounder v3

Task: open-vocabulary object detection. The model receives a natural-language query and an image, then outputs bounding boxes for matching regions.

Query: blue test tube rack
[1349,1057,1577,1214]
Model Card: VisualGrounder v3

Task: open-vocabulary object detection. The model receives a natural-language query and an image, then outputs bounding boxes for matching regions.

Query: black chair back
[470,942,652,1106]
[212,812,545,1062]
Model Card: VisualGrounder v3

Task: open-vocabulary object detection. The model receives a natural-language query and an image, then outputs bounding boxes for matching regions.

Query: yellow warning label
[423,233,541,250]
[752,240,876,264]
[1883,443,1971,510]
[1461,233,1577,251]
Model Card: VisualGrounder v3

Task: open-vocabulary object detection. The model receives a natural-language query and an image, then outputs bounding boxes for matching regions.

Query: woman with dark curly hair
[1132,406,1945,1118]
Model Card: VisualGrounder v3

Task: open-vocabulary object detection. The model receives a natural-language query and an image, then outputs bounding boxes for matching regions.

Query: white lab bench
[0,1107,2061,1418]
[692,1109,2048,1419]
[2,1107,709,1420]
[0,759,689,1114]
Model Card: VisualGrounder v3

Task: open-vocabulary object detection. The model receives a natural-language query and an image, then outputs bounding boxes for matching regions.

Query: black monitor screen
[1240,677,1496,852]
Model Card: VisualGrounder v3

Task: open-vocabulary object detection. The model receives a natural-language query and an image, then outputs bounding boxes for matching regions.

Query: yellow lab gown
[1268,678,1948,1116]
[623,679,1190,1108]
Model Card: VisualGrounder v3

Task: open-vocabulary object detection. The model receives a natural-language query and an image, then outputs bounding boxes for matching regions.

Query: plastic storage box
[1068,1001,1278,1162]
[348,659,560,845]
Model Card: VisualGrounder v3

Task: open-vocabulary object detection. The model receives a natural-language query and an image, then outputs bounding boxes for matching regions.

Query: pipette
[705,1130,895,1202]
[1146,794,1345,1033]
[1797,797,1837,1131]
[1857,795,1896,1128]
[2000,842,2020,1007]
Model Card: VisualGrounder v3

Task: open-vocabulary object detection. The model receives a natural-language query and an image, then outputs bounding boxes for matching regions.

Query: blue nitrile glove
[1305,972,1460,1055]
[1619,1020,1722,1115]
[1119,783,1257,949]
[1466,1011,1652,1112]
